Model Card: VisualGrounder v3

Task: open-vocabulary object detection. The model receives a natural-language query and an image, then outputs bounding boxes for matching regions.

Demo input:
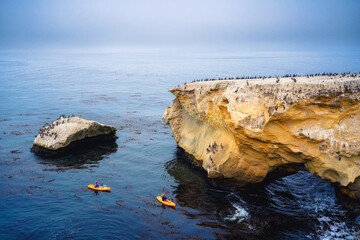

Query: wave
[225,202,249,223]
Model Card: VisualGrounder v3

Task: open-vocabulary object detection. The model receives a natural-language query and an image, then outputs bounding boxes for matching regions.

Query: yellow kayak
[157,196,176,207]
[88,184,111,192]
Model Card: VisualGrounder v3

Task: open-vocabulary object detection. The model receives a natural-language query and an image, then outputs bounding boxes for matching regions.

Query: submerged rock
[31,116,117,157]
[163,74,360,201]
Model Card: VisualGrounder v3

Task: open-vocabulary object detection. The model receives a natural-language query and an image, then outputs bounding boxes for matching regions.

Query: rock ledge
[31,116,117,157]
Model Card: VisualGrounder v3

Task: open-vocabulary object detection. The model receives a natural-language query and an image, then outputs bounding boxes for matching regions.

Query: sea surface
[1,49,360,239]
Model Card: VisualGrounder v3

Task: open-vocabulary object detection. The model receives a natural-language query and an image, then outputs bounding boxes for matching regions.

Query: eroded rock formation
[31,116,117,157]
[163,74,360,200]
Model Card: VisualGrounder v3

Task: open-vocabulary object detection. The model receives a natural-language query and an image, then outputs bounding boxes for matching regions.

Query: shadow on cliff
[335,187,360,216]
[34,139,118,170]
[166,147,278,208]
[173,146,360,214]
[165,148,358,239]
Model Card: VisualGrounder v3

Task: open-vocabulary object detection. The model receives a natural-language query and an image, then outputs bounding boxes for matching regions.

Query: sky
[0,0,359,51]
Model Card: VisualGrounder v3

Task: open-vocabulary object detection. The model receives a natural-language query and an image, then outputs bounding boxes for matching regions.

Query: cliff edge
[163,74,360,200]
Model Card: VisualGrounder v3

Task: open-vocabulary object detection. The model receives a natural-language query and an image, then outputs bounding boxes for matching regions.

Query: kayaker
[95,181,99,188]
[161,194,168,201]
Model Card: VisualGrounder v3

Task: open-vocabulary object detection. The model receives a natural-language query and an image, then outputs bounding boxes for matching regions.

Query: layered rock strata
[163,74,360,200]
[31,116,117,157]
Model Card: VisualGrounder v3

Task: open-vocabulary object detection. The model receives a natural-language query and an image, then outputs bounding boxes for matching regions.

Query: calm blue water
[1,49,360,239]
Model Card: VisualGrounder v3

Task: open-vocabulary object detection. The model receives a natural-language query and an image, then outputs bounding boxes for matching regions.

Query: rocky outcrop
[31,116,117,157]
[163,74,360,200]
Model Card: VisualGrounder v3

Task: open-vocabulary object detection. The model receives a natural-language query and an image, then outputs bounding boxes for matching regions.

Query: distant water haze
[0,0,359,51]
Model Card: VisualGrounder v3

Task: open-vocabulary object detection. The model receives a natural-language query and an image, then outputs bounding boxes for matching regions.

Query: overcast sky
[0,0,359,51]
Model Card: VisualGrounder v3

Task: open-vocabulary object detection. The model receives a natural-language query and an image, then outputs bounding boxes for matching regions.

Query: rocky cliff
[163,74,360,200]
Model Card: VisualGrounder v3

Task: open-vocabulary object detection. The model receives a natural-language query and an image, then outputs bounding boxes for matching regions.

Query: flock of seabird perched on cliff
[206,141,224,168]
[37,114,75,139]
[206,141,223,155]
[178,72,360,87]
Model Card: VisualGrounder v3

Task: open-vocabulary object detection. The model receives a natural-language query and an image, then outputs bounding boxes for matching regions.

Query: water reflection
[35,139,117,170]
[164,158,236,235]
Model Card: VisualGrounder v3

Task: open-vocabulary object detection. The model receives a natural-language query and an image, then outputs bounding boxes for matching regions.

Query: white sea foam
[225,203,249,223]
[316,215,360,240]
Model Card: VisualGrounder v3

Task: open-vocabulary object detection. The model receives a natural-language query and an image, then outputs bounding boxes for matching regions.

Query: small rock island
[163,74,360,202]
[31,116,117,157]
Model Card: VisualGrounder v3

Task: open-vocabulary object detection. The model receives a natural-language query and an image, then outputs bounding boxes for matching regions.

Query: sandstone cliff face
[163,75,360,200]
[32,117,117,156]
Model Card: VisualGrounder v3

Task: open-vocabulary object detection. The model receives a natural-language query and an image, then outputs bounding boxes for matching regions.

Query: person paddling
[156,194,176,207]
[161,194,168,202]
[94,181,99,188]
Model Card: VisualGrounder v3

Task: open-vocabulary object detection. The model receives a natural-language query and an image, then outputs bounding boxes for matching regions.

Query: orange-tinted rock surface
[163,74,360,200]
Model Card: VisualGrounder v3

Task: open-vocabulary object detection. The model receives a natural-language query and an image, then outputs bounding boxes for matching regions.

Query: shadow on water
[164,150,360,239]
[35,139,118,170]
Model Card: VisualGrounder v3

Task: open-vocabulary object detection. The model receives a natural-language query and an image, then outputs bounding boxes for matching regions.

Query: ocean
[1,49,360,239]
